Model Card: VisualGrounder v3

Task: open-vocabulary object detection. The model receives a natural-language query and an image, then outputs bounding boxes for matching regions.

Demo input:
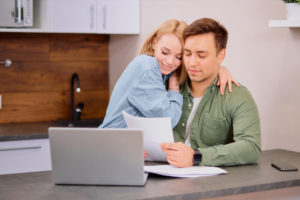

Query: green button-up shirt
[173,77,261,166]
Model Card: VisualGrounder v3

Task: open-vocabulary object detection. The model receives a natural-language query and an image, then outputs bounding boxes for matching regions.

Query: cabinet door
[0,139,51,175]
[49,0,97,33]
[97,0,140,34]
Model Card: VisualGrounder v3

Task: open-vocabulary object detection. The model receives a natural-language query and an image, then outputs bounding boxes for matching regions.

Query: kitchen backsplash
[0,33,109,123]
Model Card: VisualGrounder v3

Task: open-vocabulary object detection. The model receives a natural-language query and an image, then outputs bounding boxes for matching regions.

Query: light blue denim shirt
[100,54,183,128]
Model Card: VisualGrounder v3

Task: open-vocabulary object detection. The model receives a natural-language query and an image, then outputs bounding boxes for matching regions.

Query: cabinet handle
[17,0,22,24]
[90,4,95,30]
[14,0,18,23]
[0,146,42,151]
[102,5,107,30]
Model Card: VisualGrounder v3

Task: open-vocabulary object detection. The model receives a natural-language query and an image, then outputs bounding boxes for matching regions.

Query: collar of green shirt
[181,76,219,97]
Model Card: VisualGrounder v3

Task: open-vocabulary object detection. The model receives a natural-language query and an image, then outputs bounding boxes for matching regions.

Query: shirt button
[181,123,185,127]
[188,104,192,107]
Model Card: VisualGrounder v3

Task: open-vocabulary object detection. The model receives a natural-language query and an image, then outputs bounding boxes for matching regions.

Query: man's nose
[189,55,198,66]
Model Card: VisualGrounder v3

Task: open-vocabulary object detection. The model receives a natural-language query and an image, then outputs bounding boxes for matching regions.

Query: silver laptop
[48,127,148,186]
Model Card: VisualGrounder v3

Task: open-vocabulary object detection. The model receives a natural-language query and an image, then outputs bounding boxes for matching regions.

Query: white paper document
[144,165,227,178]
[122,111,174,162]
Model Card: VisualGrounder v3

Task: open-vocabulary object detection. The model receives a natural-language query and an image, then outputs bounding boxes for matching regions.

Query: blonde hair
[140,19,188,84]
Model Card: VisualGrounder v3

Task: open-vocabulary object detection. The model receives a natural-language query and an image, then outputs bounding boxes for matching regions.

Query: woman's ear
[217,49,226,64]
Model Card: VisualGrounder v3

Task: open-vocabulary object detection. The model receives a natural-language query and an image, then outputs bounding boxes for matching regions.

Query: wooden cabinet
[0,139,51,175]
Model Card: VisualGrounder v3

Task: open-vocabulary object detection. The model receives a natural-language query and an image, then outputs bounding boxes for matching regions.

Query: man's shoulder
[222,83,257,109]
[228,83,250,94]
[230,83,252,95]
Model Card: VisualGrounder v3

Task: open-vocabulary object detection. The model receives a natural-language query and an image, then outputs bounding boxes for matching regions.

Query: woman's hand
[218,65,240,95]
[168,73,180,92]
[144,150,148,159]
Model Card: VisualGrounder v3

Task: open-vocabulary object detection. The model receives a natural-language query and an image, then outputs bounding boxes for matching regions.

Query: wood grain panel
[0,33,109,123]
[0,61,108,92]
[0,91,109,123]
[49,34,109,62]
[0,33,50,62]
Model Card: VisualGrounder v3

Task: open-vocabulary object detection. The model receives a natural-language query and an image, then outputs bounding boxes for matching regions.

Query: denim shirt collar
[162,72,173,84]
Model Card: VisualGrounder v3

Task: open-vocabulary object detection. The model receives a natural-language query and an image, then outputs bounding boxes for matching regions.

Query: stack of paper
[122,111,174,162]
[144,165,227,178]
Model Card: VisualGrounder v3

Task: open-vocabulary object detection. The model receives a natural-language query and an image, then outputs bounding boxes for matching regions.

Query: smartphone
[271,161,298,172]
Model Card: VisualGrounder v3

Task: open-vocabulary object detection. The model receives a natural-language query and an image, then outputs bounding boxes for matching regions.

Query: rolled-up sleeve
[199,88,261,166]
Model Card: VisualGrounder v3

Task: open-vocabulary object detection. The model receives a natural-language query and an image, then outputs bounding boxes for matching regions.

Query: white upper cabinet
[0,0,140,34]
[49,0,97,33]
[97,0,140,34]
[49,0,139,34]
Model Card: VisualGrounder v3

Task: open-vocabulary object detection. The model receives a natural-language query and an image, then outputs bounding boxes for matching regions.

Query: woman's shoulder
[124,54,161,81]
[132,54,158,69]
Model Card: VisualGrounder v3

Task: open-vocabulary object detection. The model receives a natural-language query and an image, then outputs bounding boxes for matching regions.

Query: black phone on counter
[271,161,298,172]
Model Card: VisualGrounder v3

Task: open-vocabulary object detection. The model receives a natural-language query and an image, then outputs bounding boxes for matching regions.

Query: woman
[100,19,237,129]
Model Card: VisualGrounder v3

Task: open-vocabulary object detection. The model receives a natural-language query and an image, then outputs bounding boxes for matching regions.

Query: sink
[51,118,103,128]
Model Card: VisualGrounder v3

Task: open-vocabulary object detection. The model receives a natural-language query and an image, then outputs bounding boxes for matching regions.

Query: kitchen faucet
[71,73,84,121]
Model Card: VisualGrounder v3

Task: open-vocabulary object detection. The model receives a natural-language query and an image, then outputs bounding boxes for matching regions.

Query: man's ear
[217,49,226,64]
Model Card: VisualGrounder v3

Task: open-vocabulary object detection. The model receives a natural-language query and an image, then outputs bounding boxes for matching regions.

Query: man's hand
[161,142,194,168]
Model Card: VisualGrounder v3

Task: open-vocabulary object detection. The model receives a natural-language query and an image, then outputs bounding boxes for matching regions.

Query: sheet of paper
[144,165,227,178]
[122,111,174,162]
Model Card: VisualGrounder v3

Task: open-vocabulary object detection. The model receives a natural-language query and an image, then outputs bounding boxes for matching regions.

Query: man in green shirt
[161,18,261,167]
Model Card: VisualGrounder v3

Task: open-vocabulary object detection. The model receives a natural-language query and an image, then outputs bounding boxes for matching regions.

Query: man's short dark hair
[184,18,228,53]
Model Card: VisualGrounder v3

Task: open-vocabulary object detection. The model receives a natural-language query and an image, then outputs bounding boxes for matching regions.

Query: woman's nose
[166,56,175,66]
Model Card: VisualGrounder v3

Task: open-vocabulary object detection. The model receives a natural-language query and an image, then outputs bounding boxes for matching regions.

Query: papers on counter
[122,111,228,178]
[122,111,173,162]
[144,165,227,178]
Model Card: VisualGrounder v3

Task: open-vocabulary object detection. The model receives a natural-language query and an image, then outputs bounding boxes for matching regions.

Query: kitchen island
[0,120,102,175]
[0,149,299,200]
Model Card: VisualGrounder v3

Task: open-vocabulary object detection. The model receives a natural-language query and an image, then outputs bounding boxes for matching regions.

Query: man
[161,18,261,167]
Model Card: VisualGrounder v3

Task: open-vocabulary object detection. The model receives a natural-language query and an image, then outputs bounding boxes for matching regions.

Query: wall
[109,0,300,152]
[0,33,109,123]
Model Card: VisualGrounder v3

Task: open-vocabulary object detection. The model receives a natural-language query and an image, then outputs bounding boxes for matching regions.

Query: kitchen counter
[0,122,50,141]
[0,119,103,141]
[0,149,299,200]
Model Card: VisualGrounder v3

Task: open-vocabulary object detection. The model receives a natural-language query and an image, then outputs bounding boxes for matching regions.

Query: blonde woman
[100,19,236,129]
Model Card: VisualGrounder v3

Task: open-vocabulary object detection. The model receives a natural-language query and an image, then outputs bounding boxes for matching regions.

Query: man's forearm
[198,139,261,166]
